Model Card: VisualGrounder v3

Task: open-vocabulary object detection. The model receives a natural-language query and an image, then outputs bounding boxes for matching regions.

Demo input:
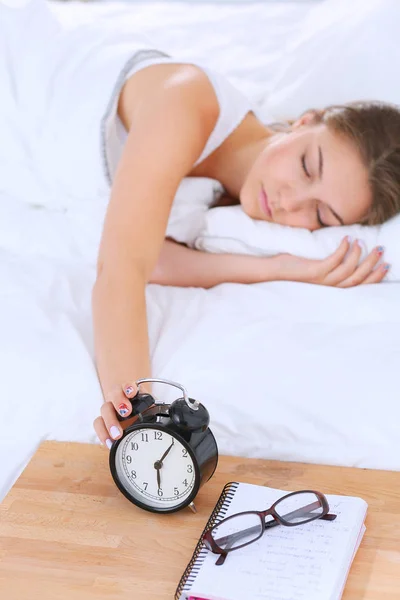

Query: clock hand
[154,460,162,489]
[158,441,174,465]
[156,465,161,489]
[153,441,174,491]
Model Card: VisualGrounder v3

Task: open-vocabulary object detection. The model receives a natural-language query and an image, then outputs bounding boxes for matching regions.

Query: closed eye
[302,154,330,228]
[301,154,310,178]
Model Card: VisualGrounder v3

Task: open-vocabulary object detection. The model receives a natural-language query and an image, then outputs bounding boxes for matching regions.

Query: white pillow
[194,205,400,282]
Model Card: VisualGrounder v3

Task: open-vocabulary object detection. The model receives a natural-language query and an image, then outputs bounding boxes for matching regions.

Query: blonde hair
[293,101,400,225]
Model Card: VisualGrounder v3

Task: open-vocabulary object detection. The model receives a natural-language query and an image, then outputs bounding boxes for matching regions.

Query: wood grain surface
[1,441,399,599]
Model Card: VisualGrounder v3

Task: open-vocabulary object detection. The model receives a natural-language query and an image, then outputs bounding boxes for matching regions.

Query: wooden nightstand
[1,441,400,599]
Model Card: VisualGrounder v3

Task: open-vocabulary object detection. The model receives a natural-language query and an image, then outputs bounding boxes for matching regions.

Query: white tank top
[104,52,255,183]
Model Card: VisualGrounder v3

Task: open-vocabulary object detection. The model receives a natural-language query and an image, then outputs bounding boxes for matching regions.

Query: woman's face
[239,121,372,231]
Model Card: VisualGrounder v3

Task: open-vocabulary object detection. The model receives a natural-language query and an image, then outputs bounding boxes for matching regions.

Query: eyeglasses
[203,490,337,565]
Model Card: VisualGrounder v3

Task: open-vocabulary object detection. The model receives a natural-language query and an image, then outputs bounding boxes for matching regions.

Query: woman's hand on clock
[93,382,138,449]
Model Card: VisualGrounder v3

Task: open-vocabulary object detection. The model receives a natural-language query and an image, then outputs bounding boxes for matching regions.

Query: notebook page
[187,483,367,600]
[334,523,366,600]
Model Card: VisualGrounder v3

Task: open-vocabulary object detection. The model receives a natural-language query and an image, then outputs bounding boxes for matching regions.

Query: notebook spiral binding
[175,481,239,600]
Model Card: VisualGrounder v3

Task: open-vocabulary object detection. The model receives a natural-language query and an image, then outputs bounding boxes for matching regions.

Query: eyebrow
[318,145,345,226]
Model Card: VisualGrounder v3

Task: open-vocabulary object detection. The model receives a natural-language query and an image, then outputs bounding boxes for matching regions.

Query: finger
[106,384,135,418]
[122,381,138,400]
[359,263,390,286]
[93,416,113,449]
[339,264,390,287]
[101,400,124,441]
[320,236,352,275]
[324,240,363,286]
[118,381,140,416]
[337,246,384,288]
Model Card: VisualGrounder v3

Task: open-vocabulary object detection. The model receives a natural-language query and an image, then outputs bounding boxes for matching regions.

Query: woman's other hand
[93,382,138,449]
[276,237,390,287]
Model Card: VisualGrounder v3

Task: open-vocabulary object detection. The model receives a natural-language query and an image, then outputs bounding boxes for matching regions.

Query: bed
[1,0,400,502]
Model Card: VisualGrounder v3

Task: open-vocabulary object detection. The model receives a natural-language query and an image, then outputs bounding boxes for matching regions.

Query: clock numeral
[154,431,163,441]
[183,479,188,487]
[131,470,137,479]
[187,464,193,474]
[174,487,180,496]
[141,433,149,442]
[126,455,132,464]
[157,488,163,497]
[182,449,188,458]
[143,482,148,491]
[131,442,139,451]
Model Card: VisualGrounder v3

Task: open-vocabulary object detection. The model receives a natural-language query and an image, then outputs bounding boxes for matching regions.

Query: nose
[278,185,314,214]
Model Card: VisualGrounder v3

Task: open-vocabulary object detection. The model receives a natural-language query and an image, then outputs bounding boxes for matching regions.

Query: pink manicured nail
[110,426,121,439]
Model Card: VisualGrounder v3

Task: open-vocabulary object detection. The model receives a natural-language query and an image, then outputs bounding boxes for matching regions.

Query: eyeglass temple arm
[213,501,336,548]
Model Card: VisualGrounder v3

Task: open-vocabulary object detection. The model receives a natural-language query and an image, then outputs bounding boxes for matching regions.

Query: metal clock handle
[136,378,200,411]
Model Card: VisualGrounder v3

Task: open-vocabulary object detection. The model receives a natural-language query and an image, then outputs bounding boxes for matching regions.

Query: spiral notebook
[175,482,367,600]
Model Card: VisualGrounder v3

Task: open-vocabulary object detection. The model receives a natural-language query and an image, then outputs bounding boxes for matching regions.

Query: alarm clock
[109,378,218,514]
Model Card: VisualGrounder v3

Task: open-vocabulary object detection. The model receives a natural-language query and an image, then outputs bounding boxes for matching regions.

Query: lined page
[187,483,367,600]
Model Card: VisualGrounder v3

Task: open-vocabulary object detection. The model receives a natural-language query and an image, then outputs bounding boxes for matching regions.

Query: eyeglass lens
[275,492,323,524]
[212,513,263,551]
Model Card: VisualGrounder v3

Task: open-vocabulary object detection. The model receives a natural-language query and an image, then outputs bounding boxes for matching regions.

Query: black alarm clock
[109,378,218,514]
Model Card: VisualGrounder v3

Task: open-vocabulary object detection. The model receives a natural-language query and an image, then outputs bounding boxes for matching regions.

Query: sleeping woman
[5,0,399,446]
[93,65,400,447]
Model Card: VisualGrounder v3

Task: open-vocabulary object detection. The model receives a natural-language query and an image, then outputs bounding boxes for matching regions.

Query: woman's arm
[150,239,281,288]
[150,237,389,289]
[92,64,219,446]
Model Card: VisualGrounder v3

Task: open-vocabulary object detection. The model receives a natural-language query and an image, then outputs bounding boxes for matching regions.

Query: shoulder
[118,63,220,133]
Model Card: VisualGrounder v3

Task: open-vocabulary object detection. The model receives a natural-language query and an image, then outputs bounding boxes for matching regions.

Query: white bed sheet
[1,0,400,503]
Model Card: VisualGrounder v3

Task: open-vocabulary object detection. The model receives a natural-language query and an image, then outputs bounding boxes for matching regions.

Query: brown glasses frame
[203,489,337,565]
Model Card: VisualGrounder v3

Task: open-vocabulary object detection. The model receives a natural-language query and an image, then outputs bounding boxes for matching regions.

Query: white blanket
[1,0,400,504]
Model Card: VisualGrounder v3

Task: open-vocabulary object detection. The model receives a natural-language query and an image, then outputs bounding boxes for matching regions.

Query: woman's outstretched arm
[92,64,219,447]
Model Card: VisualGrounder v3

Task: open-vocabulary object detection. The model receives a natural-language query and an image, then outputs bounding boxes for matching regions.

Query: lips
[259,185,272,218]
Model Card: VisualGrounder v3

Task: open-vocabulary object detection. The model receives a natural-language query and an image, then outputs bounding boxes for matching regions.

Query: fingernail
[376,245,384,254]
[357,239,364,248]
[110,425,121,439]
[383,264,390,270]
[346,236,352,243]
[106,439,113,449]
[124,386,135,396]
[118,403,130,416]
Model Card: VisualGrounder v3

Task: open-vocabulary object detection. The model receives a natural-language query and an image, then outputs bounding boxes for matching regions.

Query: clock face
[113,425,198,510]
